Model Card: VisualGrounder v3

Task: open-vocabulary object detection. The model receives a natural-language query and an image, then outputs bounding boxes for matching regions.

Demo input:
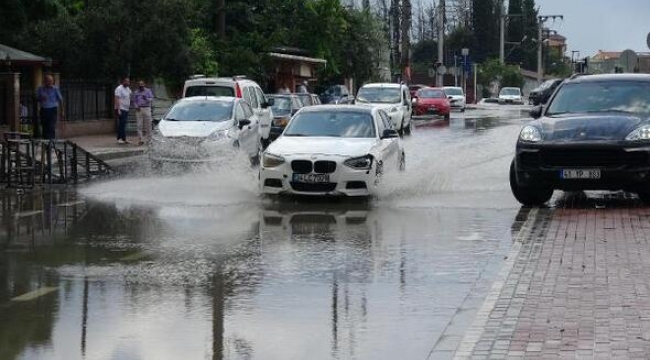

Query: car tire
[398,118,405,136]
[399,152,406,172]
[509,160,553,206]
[250,139,263,166]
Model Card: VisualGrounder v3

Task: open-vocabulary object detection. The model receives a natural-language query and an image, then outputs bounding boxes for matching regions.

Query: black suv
[528,78,563,105]
[510,74,650,206]
[319,85,352,105]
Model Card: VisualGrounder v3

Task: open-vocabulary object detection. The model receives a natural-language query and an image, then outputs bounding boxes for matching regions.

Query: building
[265,47,327,94]
[589,50,650,74]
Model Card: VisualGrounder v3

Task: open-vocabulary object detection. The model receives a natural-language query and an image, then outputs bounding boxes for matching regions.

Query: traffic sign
[437,65,447,74]
[461,48,469,56]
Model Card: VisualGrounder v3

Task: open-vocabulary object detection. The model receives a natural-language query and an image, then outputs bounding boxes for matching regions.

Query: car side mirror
[529,105,543,119]
[381,129,399,139]
[238,119,251,129]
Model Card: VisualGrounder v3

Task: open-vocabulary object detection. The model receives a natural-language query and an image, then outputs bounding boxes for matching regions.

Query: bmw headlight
[519,126,542,142]
[626,124,650,141]
[207,130,226,142]
[344,155,373,170]
[262,153,285,167]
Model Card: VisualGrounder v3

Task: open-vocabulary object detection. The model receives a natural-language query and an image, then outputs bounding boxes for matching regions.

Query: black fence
[60,80,113,122]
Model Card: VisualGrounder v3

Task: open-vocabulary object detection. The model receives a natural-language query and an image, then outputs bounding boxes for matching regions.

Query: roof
[592,51,621,60]
[178,96,237,103]
[267,52,327,64]
[0,43,48,63]
[360,83,403,88]
[567,73,650,84]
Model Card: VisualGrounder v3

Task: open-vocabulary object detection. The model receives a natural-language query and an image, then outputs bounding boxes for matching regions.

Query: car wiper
[284,133,309,137]
[584,109,632,114]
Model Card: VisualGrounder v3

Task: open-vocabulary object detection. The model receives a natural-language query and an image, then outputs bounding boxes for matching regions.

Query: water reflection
[0,192,518,360]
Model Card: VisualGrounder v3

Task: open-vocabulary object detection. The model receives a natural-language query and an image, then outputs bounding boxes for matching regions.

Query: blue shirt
[38,85,63,109]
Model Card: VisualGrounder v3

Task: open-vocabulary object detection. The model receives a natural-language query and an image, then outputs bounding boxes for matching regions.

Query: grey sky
[535,0,650,56]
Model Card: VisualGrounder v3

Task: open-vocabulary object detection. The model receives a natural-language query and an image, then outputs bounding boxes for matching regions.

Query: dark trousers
[117,110,129,141]
[40,107,58,140]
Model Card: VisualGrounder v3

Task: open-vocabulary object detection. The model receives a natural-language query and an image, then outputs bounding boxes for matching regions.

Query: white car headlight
[262,153,285,167]
[626,125,650,141]
[207,130,226,142]
[344,155,373,170]
[519,126,542,142]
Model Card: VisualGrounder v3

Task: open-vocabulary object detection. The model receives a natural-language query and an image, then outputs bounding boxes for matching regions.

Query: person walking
[114,77,132,144]
[37,75,64,140]
[133,80,154,145]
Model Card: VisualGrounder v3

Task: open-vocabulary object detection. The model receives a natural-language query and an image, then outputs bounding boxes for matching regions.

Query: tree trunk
[401,0,412,82]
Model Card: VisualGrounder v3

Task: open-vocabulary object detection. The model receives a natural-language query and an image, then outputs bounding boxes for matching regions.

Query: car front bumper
[260,155,377,197]
[514,143,650,191]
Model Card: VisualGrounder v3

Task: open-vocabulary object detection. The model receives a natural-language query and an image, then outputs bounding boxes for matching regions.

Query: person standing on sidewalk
[133,80,154,145]
[37,75,65,140]
[114,77,132,144]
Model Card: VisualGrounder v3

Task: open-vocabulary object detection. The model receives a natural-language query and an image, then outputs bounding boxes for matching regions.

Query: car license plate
[293,173,330,183]
[561,169,601,179]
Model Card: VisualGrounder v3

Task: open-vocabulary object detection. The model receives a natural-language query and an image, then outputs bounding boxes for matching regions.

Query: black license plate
[292,173,330,183]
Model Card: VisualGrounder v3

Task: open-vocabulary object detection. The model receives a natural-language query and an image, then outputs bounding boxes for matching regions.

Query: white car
[182,75,274,145]
[443,86,466,111]
[498,87,524,104]
[260,105,405,197]
[149,96,262,166]
[355,83,412,134]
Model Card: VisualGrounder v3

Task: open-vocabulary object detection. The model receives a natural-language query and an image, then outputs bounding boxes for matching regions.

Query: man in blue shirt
[37,75,64,140]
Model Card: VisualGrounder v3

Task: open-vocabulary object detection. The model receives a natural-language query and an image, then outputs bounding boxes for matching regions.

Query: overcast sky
[535,0,650,56]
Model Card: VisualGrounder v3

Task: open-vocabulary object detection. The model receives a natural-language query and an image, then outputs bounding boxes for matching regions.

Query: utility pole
[437,0,445,87]
[537,14,563,82]
[499,3,505,63]
[401,0,412,83]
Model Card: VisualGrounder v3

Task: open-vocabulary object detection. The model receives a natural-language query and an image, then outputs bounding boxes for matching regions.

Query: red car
[413,87,451,120]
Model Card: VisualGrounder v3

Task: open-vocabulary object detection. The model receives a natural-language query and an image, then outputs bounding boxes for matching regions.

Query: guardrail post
[72,142,78,185]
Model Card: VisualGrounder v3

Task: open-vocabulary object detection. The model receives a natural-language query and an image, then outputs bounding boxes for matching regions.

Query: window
[244,87,259,109]
[234,104,246,120]
[378,110,393,130]
[254,87,266,108]
[184,86,234,97]
[241,101,254,119]
[166,100,233,122]
[376,111,386,134]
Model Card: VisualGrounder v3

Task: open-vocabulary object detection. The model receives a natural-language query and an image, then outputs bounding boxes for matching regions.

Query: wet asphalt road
[1,106,533,360]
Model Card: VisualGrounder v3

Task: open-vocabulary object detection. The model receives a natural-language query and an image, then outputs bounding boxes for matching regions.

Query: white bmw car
[260,105,405,197]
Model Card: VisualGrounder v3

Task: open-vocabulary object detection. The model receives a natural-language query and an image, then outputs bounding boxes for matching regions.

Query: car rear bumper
[514,144,650,191]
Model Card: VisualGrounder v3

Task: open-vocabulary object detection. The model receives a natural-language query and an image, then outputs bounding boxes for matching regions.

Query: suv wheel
[509,160,553,206]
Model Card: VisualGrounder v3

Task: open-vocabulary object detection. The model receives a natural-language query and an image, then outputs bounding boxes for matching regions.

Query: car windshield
[165,101,233,122]
[323,86,342,96]
[444,87,464,96]
[271,97,292,114]
[418,89,445,98]
[184,85,234,97]
[356,87,401,104]
[500,88,521,96]
[546,81,650,116]
[297,94,313,106]
[283,111,376,138]
[539,79,558,90]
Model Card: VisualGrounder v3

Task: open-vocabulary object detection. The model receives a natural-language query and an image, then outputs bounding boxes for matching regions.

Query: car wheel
[403,120,412,135]
[398,118,405,136]
[399,152,406,172]
[509,160,553,206]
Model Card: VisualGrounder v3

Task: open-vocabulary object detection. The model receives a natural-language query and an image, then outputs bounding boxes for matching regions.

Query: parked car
[260,105,405,197]
[510,74,650,206]
[266,94,305,142]
[412,87,451,120]
[295,93,321,106]
[149,96,262,167]
[443,86,467,111]
[498,87,524,104]
[528,78,564,105]
[182,75,273,145]
[354,83,413,134]
[319,85,353,105]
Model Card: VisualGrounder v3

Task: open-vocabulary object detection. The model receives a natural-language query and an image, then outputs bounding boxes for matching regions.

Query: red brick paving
[462,206,650,359]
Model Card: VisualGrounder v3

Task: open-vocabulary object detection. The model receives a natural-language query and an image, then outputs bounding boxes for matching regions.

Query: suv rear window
[184,86,234,97]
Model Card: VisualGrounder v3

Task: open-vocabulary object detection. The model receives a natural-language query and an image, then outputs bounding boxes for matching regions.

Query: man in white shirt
[114,77,132,144]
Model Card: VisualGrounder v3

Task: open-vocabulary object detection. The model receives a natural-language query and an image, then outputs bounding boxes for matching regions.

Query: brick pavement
[455,201,650,359]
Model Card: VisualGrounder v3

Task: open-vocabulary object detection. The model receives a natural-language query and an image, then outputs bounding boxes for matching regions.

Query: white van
[182,75,274,145]
[354,83,412,134]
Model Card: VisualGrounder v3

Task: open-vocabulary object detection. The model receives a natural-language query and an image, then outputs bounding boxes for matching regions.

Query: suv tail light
[235,83,242,98]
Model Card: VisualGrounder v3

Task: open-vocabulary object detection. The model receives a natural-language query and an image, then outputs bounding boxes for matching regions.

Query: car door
[253,86,272,140]
[234,101,256,158]
[377,110,400,171]
[401,87,412,121]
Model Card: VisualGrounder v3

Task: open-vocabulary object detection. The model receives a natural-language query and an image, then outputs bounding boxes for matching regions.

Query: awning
[0,43,49,63]
[267,52,327,65]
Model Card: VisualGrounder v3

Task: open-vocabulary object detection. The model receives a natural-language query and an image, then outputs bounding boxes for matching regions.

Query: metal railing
[1,132,114,188]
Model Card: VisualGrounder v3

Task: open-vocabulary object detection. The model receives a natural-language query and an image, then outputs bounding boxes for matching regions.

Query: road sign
[461,48,469,56]
[620,49,638,72]
[437,65,447,74]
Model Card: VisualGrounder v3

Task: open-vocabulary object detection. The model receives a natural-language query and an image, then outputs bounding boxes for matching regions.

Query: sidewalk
[455,204,650,359]
[67,134,146,161]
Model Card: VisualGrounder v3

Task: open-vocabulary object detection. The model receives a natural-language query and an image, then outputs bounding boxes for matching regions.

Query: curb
[94,149,146,161]
[453,208,540,359]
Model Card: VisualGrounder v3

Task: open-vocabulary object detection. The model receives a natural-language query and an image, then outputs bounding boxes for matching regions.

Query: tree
[520,0,539,71]
[506,0,524,65]
[472,0,499,63]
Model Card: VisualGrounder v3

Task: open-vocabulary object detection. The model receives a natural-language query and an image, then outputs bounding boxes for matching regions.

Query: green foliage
[478,58,524,91]
[189,29,218,77]
[472,0,499,63]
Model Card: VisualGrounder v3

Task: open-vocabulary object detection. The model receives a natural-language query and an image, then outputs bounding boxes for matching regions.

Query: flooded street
[2,108,531,360]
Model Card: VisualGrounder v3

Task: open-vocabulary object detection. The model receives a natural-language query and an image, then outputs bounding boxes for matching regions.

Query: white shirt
[115,85,132,111]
